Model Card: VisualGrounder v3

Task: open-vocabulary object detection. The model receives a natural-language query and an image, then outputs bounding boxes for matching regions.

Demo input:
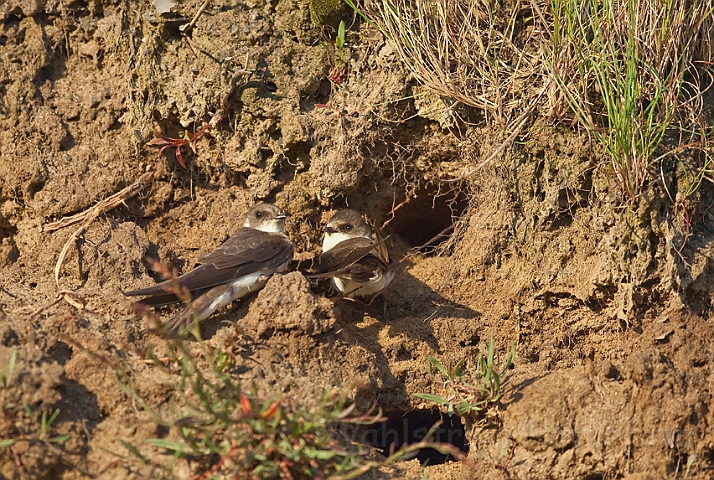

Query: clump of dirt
[241,271,335,338]
[2,0,714,478]
[0,345,68,478]
[466,311,714,479]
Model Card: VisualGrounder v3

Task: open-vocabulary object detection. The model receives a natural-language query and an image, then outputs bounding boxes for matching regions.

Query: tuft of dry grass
[361,0,549,131]
[356,0,714,203]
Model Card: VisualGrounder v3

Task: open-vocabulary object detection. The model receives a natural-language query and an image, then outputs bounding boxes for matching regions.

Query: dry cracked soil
[2,0,714,479]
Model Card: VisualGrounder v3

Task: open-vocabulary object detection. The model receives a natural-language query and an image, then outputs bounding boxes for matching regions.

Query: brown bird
[311,209,393,304]
[124,203,294,334]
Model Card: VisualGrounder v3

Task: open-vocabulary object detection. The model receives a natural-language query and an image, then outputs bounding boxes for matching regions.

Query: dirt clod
[241,271,335,338]
[2,0,714,478]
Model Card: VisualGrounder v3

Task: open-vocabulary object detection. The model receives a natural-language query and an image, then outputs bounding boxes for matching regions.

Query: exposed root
[440,84,547,183]
[44,171,154,309]
[179,0,211,34]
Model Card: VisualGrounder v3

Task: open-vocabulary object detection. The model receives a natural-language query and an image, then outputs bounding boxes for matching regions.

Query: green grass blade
[427,356,449,377]
[413,393,449,405]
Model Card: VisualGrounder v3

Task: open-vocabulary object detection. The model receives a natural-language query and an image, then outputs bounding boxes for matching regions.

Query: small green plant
[111,335,475,478]
[0,348,16,389]
[415,336,516,417]
[322,20,350,83]
[0,350,17,450]
[20,405,69,444]
[0,349,69,453]
[336,20,346,61]
[661,142,714,234]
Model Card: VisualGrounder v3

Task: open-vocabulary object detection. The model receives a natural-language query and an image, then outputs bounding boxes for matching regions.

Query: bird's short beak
[276,210,287,219]
[325,226,337,234]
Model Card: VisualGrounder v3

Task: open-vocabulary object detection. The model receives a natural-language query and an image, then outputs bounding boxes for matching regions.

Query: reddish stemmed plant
[148,113,223,168]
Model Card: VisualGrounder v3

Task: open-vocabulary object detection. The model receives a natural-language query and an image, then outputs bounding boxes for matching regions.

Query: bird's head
[322,209,372,252]
[243,203,287,233]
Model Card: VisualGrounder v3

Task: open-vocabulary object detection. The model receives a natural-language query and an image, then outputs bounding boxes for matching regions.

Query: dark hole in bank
[361,409,469,465]
[386,185,468,249]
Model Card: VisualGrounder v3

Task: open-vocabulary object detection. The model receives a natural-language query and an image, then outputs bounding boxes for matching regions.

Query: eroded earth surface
[2,0,714,478]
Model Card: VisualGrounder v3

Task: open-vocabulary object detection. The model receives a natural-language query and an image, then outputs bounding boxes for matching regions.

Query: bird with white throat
[311,209,393,303]
[124,203,294,335]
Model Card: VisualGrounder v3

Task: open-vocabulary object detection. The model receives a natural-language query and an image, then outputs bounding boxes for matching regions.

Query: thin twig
[46,172,154,306]
[11,446,26,480]
[413,223,455,252]
[400,223,456,263]
[44,172,154,233]
[30,290,87,318]
[58,0,71,58]
[30,294,64,319]
[440,106,534,183]
[179,0,210,34]
[70,398,92,442]
[43,210,94,233]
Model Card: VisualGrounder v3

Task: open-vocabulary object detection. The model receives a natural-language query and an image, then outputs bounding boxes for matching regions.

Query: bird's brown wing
[312,237,389,282]
[317,237,377,272]
[372,223,390,265]
[124,228,293,298]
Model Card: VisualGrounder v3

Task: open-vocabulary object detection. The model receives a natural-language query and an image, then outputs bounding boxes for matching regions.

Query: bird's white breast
[334,268,394,298]
[256,219,285,233]
[322,232,371,253]
[205,256,290,313]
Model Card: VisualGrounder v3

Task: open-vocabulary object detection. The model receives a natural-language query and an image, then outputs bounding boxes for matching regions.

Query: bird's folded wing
[372,224,390,265]
[124,229,293,297]
[316,236,389,273]
[128,291,194,306]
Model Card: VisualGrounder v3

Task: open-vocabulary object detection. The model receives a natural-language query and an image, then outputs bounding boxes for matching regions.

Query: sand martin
[124,203,294,334]
[311,209,393,303]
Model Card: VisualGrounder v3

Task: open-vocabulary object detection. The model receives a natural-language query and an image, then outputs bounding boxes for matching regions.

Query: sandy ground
[2,0,714,478]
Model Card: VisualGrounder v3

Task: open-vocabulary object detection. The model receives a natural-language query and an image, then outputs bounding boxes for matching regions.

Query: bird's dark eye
[344,224,353,231]
[256,211,263,218]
